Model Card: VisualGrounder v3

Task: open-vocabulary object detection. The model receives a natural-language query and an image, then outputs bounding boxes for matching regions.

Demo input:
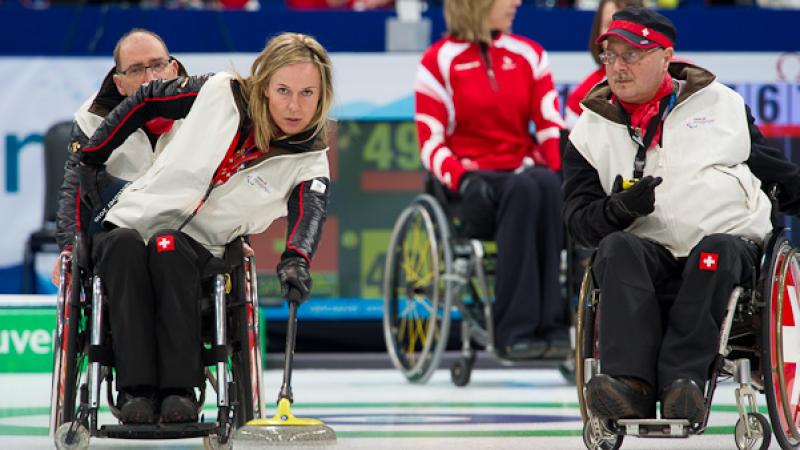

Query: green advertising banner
[0,308,56,373]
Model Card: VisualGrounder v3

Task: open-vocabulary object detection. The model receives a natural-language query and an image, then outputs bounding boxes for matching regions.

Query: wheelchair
[382,175,570,386]
[576,228,800,450]
[49,234,266,450]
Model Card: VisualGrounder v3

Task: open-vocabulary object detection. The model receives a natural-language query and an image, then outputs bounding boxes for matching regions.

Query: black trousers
[461,167,566,348]
[92,227,212,390]
[592,231,760,392]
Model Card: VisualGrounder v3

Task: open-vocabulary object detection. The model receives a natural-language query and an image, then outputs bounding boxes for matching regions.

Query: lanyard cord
[616,86,677,180]
[177,130,263,231]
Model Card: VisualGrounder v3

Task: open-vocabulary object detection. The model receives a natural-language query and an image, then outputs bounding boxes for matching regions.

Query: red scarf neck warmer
[145,118,175,136]
[616,73,674,149]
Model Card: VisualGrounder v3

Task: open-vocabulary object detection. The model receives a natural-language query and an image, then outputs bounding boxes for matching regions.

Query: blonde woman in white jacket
[79,33,333,425]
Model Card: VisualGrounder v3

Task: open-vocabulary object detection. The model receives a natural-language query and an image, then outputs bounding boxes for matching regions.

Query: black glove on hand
[458,172,497,239]
[277,255,312,304]
[458,171,495,205]
[607,175,663,224]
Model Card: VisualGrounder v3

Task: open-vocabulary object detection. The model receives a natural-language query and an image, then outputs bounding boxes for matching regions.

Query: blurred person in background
[51,29,185,287]
[565,0,643,130]
[285,0,393,9]
[415,0,569,360]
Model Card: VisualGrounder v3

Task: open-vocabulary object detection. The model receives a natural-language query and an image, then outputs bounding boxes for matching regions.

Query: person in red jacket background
[414,0,568,360]
[565,0,643,130]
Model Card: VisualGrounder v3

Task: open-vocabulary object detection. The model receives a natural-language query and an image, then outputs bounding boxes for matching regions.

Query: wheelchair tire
[383,194,454,384]
[582,419,622,450]
[54,422,89,450]
[229,258,265,428]
[50,253,84,436]
[203,434,232,450]
[575,264,597,422]
[761,234,800,449]
[450,354,475,387]
[735,413,772,450]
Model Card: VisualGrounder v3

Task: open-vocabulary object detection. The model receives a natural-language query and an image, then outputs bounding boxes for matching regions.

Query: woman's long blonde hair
[240,32,334,152]
[444,0,496,44]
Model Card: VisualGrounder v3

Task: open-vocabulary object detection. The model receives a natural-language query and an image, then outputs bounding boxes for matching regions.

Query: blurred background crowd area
[3,0,798,13]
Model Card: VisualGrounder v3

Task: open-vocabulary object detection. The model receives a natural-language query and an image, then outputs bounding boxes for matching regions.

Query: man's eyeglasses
[599,47,660,65]
[117,58,173,78]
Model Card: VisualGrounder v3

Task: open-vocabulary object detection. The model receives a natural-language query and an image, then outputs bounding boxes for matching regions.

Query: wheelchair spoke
[412,272,434,289]
[415,312,427,349]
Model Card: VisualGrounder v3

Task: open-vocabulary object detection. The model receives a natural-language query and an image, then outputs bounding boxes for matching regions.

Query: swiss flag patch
[699,252,718,271]
[155,235,175,253]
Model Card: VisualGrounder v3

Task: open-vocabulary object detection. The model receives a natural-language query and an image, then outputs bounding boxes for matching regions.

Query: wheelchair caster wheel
[450,357,474,387]
[54,422,89,450]
[204,434,232,450]
[582,418,622,450]
[734,412,771,450]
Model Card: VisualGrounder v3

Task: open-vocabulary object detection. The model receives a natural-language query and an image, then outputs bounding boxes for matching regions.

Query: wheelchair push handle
[287,288,303,305]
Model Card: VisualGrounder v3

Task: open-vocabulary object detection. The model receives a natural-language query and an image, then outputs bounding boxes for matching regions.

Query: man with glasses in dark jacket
[563,7,800,425]
[51,28,188,425]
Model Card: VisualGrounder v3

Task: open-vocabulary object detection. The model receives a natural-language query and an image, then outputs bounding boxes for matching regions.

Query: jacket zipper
[479,42,499,92]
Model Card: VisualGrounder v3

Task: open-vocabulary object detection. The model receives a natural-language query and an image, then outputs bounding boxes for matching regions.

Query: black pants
[92,227,212,390]
[461,167,566,348]
[593,232,760,392]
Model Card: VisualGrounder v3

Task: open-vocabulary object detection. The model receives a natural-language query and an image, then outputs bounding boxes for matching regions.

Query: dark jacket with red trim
[80,72,330,260]
[55,61,189,252]
[563,62,800,252]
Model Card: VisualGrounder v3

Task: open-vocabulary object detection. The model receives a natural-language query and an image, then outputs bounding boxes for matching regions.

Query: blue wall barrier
[0,4,797,55]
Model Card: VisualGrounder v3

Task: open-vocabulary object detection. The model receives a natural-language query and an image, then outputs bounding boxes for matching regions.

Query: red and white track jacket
[414,33,564,191]
[565,67,606,130]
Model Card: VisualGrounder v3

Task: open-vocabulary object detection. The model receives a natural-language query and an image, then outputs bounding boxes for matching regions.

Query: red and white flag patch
[156,235,175,253]
[699,252,718,271]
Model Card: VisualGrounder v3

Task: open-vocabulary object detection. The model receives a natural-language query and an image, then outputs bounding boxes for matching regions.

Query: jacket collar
[88,57,189,118]
[271,126,329,153]
[581,62,716,125]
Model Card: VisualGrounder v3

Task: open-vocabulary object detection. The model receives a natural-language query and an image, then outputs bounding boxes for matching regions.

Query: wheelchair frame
[576,229,800,450]
[382,188,568,387]
[49,235,266,450]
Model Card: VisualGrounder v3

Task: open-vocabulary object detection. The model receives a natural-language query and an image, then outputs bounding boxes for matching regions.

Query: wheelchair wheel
[735,413,772,450]
[762,235,800,449]
[582,418,622,450]
[383,194,453,384]
[203,434,233,450]
[229,257,265,428]
[54,422,89,450]
[575,264,598,422]
[450,354,475,387]
[50,252,85,436]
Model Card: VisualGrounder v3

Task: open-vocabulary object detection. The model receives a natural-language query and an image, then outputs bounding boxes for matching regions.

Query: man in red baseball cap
[563,6,800,425]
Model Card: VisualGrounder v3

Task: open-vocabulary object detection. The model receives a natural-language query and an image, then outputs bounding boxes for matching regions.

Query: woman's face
[264,62,321,136]
[487,0,521,34]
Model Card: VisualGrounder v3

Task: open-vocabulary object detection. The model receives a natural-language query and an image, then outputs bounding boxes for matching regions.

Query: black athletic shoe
[586,374,655,420]
[117,390,158,425]
[660,378,706,425]
[499,338,548,360]
[541,338,572,360]
[160,391,199,424]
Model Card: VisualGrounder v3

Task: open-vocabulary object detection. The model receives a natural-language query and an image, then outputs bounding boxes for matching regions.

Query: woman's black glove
[458,171,497,239]
[606,174,662,224]
[277,255,312,304]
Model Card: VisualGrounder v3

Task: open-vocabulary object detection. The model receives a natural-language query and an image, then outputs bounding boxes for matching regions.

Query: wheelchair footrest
[615,419,692,438]
[98,421,218,439]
